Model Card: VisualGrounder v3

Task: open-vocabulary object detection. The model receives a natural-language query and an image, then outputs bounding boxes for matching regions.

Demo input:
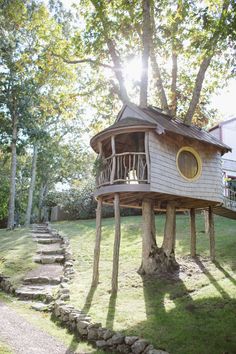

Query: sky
[211,79,236,120]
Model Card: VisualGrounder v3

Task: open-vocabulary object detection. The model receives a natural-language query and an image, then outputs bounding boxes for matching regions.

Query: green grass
[0,340,12,354]
[0,228,38,286]
[0,292,104,354]
[54,214,236,354]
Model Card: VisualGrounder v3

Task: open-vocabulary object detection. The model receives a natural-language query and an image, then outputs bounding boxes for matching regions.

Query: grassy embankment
[0,228,104,354]
[0,228,37,286]
[0,340,12,354]
[54,214,236,354]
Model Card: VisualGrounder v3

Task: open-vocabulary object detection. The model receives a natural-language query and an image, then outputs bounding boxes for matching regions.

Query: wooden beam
[208,206,215,261]
[111,193,121,293]
[92,198,102,286]
[190,208,196,257]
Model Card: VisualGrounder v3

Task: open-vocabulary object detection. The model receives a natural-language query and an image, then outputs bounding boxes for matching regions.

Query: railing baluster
[96,152,149,187]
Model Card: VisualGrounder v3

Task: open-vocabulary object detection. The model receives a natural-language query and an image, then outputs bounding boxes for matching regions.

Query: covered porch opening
[96,132,149,187]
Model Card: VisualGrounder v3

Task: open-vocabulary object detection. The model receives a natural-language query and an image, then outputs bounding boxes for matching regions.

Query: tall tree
[55,0,235,125]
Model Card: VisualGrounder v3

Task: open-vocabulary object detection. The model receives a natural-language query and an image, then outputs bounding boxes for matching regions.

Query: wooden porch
[96,152,149,187]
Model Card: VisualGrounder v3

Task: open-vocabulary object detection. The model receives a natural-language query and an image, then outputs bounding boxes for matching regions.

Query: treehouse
[90,103,231,291]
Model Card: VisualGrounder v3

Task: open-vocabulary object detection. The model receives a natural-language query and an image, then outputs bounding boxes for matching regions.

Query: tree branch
[149,8,170,113]
[184,55,213,125]
[170,51,178,117]
[90,0,130,104]
[52,53,114,69]
[105,38,130,103]
[150,48,170,114]
[184,0,230,125]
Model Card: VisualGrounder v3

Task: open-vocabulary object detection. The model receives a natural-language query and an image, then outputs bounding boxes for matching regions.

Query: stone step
[33,234,57,239]
[31,302,51,312]
[37,248,64,255]
[15,285,58,302]
[34,255,65,264]
[23,276,61,285]
[32,229,50,234]
[36,238,61,244]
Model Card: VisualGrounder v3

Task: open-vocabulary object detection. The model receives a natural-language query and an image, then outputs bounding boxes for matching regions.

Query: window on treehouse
[176,147,202,181]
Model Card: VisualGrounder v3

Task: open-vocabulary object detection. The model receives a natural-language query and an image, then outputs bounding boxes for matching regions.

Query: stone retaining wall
[52,301,168,354]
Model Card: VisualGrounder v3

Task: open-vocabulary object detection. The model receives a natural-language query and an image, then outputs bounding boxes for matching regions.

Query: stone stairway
[15,224,65,303]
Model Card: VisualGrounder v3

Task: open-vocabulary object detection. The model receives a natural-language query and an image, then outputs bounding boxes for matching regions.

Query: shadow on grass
[214,260,236,287]
[105,293,117,329]
[125,272,236,354]
[194,258,231,299]
[82,285,98,314]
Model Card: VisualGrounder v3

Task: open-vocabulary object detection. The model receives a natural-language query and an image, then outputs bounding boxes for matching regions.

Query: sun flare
[123,57,142,85]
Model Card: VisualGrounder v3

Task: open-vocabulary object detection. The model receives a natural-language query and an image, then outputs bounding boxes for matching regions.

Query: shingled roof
[90,103,231,154]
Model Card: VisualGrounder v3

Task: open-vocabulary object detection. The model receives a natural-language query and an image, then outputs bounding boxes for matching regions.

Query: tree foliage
[54,0,236,125]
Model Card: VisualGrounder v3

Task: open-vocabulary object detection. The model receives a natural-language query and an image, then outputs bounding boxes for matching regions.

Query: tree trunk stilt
[204,209,209,235]
[190,208,196,257]
[111,193,121,293]
[138,199,157,275]
[138,200,179,275]
[92,198,102,286]
[161,201,179,271]
[208,206,215,261]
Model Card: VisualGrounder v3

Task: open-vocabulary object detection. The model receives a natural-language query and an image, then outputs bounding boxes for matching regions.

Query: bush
[46,179,141,220]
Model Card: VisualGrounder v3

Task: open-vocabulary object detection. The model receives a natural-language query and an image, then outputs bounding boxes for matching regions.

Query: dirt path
[0,301,75,354]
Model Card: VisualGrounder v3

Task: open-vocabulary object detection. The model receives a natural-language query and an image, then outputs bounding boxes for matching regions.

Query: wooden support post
[190,208,196,257]
[92,198,102,286]
[110,135,116,184]
[208,206,215,261]
[111,193,121,293]
[204,209,209,235]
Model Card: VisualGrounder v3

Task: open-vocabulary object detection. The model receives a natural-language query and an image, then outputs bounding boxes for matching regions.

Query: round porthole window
[176,147,202,181]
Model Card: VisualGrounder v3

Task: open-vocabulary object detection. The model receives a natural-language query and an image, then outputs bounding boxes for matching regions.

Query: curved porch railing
[223,186,236,211]
[96,152,148,187]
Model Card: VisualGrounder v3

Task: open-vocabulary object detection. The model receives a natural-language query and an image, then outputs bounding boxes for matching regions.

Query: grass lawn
[0,228,38,286]
[0,340,12,354]
[54,213,236,354]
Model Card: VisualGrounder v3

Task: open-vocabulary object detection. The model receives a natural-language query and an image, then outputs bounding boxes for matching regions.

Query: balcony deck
[96,152,149,187]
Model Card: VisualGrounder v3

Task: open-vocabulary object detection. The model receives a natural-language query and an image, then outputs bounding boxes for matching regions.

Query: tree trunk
[139,200,179,275]
[7,114,18,230]
[38,183,47,222]
[138,199,157,274]
[140,0,151,107]
[161,202,179,271]
[25,144,38,226]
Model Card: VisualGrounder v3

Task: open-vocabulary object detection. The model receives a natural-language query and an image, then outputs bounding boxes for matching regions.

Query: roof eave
[90,124,156,152]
